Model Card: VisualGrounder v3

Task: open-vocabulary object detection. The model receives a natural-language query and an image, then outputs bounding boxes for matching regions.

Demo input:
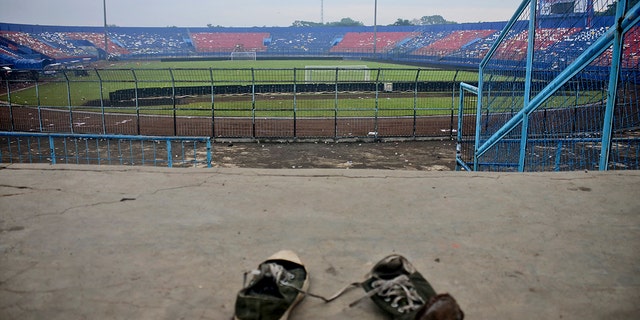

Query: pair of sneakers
[233,250,464,320]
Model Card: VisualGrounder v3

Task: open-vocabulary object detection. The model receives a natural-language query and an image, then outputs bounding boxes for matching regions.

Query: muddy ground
[210,139,457,170]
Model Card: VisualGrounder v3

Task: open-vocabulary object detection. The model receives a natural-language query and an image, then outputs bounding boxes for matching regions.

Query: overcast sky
[1,0,523,28]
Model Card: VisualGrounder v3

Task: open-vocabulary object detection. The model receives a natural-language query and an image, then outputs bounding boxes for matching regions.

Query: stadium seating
[330,32,413,54]
[190,32,269,53]
[622,26,639,68]
[265,28,339,55]
[412,30,498,57]
[109,29,194,56]
[0,17,637,70]
[0,31,72,59]
[437,30,501,65]
[392,29,452,54]
[65,32,130,56]
[492,28,580,61]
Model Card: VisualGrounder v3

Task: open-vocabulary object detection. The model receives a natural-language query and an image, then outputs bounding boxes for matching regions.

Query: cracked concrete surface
[1,164,639,319]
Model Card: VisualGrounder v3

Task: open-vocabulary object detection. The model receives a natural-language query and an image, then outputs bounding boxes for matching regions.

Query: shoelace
[243,262,295,288]
[243,262,356,302]
[369,274,425,313]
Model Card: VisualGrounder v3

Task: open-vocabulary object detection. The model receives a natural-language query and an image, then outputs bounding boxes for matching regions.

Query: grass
[66,93,457,118]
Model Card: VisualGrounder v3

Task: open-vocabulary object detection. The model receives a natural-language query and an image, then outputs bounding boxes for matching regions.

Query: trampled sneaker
[233,250,309,320]
[349,254,463,320]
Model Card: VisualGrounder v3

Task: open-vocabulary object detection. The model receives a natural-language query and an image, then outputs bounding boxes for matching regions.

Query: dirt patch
[211,139,456,170]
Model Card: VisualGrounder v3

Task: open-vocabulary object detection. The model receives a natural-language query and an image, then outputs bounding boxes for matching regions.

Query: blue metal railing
[0,132,212,168]
[466,0,640,171]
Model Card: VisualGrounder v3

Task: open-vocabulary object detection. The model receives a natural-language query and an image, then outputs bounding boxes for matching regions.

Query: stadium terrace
[1,13,637,71]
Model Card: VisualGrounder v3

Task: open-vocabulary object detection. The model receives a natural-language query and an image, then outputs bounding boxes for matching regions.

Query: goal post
[230,51,257,60]
[304,65,370,83]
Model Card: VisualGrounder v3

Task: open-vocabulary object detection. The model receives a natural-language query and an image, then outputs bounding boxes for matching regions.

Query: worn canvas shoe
[233,250,309,320]
[360,254,439,320]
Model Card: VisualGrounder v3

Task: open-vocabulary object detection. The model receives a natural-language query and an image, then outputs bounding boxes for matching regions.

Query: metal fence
[0,132,212,167]
[457,0,640,171]
[1,67,477,141]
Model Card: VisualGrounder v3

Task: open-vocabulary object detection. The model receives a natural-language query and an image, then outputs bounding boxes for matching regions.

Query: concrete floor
[1,164,639,319]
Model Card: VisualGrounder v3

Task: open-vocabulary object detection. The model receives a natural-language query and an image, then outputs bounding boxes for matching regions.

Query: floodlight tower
[103,0,108,59]
[373,0,378,57]
[321,0,324,24]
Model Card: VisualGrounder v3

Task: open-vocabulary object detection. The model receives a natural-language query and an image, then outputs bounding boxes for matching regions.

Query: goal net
[230,51,257,60]
[304,65,370,83]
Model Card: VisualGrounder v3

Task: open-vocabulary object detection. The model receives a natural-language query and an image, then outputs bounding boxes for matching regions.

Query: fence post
[334,68,339,139]
[169,68,177,136]
[451,70,459,139]
[206,138,212,168]
[251,68,256,139]
[131,69,141,135]
[209,68,215,138]
[456,85,465,171]
[35,76,43,132]
[518,0,538,172]
[49,135,56,165]
[166,140,173,167]
[95,69,107,134]
[4,77,14,131]
[293,68,298,139]
[62,71,74,134]
[599,0,627,170]
[374,68,380,138]
[413,69,420,138]
[554,141,563,171]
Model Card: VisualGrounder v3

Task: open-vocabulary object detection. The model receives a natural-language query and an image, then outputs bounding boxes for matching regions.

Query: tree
[326,17,364,27]
[291,20,324,27]
[389,18,414,26]
[414,15,457,25]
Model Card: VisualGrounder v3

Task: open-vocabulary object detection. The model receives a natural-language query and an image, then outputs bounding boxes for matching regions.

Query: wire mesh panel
[376,69,420,137]
[0,132,212,167]
[125,69,176,135]
[522,68,610,171]
[91,69,138,135]
[472,0,640,171]
[456,83,479,171]
[3,71,73,133]
[171,69,214,136]
[211,68,254,138]
[253,69,295,138]
[335,69,377,139]
[295,67,338,139]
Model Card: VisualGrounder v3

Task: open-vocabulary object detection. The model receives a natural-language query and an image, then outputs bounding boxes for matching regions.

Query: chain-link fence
[1,67,479,141]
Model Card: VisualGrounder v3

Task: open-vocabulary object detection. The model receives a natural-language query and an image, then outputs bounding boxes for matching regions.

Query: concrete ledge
[1,164,639,319]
